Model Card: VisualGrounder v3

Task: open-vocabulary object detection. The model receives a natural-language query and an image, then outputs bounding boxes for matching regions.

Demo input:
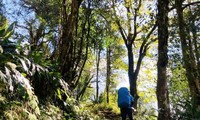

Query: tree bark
[156,0,170,119]
[59,0,83,88]
[96,48,101,102]
[106,46,111,103]
[175,0,200,110]
[74,2,92,89]
[126,43,139,109]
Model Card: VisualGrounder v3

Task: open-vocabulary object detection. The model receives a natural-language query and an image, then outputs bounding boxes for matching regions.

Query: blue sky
[3,0,35,27]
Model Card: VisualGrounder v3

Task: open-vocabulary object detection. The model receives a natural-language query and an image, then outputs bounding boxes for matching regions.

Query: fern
[0,18,75,120]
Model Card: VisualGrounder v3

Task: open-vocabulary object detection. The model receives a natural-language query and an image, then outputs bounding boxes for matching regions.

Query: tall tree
[112,0,157,109]
[59,0,83,88]
[175,0,200,112]
[106,46,111,103]
[95,47,101,102]
[156,0,170,119]
[21,0,91,90]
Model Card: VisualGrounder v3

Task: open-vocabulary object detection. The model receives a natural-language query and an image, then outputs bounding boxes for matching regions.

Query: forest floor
[99,109,121,120]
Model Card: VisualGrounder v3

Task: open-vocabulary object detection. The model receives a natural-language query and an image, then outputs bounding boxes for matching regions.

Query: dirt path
[99,109,121,120]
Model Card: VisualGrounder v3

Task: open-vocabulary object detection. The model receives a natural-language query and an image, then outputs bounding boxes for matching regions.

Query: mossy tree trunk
[156,0,170,119]
[59,0,83,88]
[175,0,200,110]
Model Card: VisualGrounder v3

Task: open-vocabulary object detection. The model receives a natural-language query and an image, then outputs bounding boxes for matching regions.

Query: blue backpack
[117,87,133,108]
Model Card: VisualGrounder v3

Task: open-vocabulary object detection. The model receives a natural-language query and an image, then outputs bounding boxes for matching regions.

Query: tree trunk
[106,46,111,103]
[126,44,138,109]
[96,48,101,102]
[73,3,92,89]
[156,0,170,119]
[76,75,93,100]
[114,0,156,109]
[59,0,82,88]
[175,0,200,110]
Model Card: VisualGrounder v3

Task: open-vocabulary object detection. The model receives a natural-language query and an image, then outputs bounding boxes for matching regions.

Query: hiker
[117,87,134,120]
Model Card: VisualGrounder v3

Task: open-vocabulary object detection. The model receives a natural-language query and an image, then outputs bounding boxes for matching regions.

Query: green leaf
[0,20,8,37]
[139,92,145,97]
[57,89,62,100]
[19,58,29,73]
[21,73,27,77]
[0,70,6,83]
[0,54,8,64]
[4,22,17,40]
[28,114,37,120]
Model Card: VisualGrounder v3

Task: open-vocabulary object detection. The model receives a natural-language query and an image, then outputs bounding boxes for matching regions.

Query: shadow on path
[99,109,121,120]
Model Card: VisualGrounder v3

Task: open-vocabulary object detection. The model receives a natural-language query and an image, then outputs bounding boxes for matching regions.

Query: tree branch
[169,1,200,11]
[182,1,200,9]
[131,0,142,44]
[116,19,128,46]
[146,21,158,40]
